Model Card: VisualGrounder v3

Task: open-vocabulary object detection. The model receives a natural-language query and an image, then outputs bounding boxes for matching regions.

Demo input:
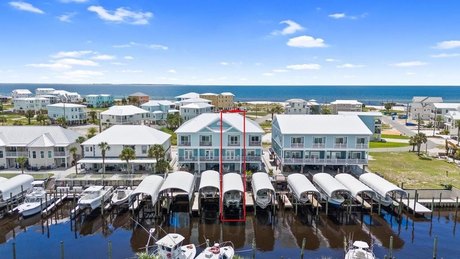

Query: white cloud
[406,72,416,76]
[56,58,98,66]
[168,69,177,73]
[391,61,428,67]
[88,5,153,25]
[149,44,168,50]
[337,63,365,68]
[124,56,134,60]
[9,1,44,14]
[272,20,304,35]
[58,13,76,23]
[287,35,327,48]
[434,40,460,49]
[51,50,93,58]
[26,63,71,70]
[286,64,321,70]
[220,62,229,66]
[113,42,168,50]
[91,54,116,60]
[262,73,274,76]
[325,58,340,62]
[121,69,143,73]
[111,62,125,66]
[60,0,88,3]
[430,53,460,58]
[272,69,288,73]
[329,13,346,19]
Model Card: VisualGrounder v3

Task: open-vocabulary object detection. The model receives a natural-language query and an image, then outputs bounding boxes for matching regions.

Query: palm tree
[36,113,47,125]
[414,133,428,155]
[98,142,110,184]
[0,116,7,125]
[456,120,460,145]
[24,110,35,125]
[69,146,78,175]
[86,127,98,138]
[76,136,86,158]
[268,104,284,120]
[15,156,27,174]
[89,110,97,124]
[409,136,416,152]
[119,147,136,175]
[56,116,66,127]
[148,144,170,174]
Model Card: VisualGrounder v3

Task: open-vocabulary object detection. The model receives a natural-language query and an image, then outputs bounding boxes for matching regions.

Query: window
[85,146,90,152]
[335,137,346,144]
[200,135,211,146]
[226,150,236,159]
[32,151,36,158]
[291,137,303,144]
[184,150,193,159]
[205,149,213,159]
[0,151,3,158]
[142,145,147,154]
[250,136,260,142]
[229,135,239,145]
[40,151,44,158]
[356,137,366,144]
[313,137,324,144]
[180,135,190,145]
[48,151,52,158]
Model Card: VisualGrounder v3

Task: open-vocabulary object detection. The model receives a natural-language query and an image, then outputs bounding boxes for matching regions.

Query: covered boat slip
[222,173,244,212]
[286,173,320,207]
[359,173,407,204]
[251,172,275,209]
[0,175,34,207]
[130,175,164,209]
[159,171,197,213]
[198,170,220,198]
[312,173,351,205]
[335,173,375,209]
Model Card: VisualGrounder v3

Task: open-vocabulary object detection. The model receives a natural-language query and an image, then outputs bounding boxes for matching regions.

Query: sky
[1,0,460,85]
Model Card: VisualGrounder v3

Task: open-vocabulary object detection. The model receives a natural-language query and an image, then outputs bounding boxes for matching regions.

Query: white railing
[200,141,212,146]
[6,151,28,157]
[180,141,191,146]
[54,151,66,156]
[333,143,348,149]
[178,156,196,161]
[228,142,240,146]
[290,143,304,148]
[249,141,261,146]
[200,156,218,161]
[312,144,325,148]
[355,144,368,149]
[283,158,368,165]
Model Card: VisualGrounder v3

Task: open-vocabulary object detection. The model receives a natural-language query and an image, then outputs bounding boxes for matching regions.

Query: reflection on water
[0,201,459,258]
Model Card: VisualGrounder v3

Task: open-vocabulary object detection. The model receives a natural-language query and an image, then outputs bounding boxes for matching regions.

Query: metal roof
[0,175,34,201]
[47,103,86,108]
[312,173,351,198]
[78,158,157,164]
[198,170,220,192]
[433,103,460,109]
[160,171,196,196]
[175,92,200,99]
[252,172,275,199]
[180,103,213,109]
[222,173,244,194]
[175,113,264,134]
[141,100,174,107]
[330,100,362,105]
[130,175,164,206]
[286,173,319,202]
[335,173,375,198]
[100,105,148,116]
[359,173,406,198]
[412,96,443,103]
[274,115,372,135]
[338,111,383,117]
[0,126,80,147]
[82,125,170,145]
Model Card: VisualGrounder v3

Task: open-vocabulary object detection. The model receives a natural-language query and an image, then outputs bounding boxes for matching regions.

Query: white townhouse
[79,125,171,173]
[35,88,56,96]
[141,100,178,123]
[0,126,81,170]
[50,90,82,103]
[13,97,50,112]
[101,105,151,126]
[175,92,200,102]
[272,115,372,173]
[175,113,264,173]
[410,96,443,120]
[330,100,363,114]
[180,102,214,121]
[444,111,460,136]
[284,99,320,114]
[47,103,88,125]
[11,89,32,99]
[432,103,460,120]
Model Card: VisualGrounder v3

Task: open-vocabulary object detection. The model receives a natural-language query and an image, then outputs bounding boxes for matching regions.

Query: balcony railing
[246,155,261,161]
[283,158,368,165]
[333,143,348,149]
[180,141,191,146]
[54,151,67,157]
[200,156,218,161]
[228,142,240,146]
[223,156,239,161]
[312,143,325,148]
[178,156,196,161]
[355,143,368,149]
[6,151,28,157]
[290,143,304,148]
[249,141,261,146]
[200,141,212,146]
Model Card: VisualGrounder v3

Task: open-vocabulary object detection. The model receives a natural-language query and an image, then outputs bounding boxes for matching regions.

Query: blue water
[1,84,460,105]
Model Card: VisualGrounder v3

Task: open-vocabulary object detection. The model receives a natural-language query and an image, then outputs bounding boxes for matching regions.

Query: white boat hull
[16,199,54,217]
[195,245,234,259]
[78,186,113,211]
[111,188,133,206]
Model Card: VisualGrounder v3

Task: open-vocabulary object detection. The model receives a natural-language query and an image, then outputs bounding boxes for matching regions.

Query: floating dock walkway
[401,199,432,214]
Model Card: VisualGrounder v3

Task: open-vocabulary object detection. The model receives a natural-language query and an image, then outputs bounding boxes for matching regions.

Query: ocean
[1,84,460,105]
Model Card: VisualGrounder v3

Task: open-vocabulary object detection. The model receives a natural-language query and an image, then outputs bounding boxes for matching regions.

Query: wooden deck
[401,199,432,214]
[245,192,254,207]
[308,195,322,208]
[192,192,200,212]
[280,194,292,209]
[355,196,372,209]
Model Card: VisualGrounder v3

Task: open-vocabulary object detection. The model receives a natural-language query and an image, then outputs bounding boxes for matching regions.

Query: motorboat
[78,186,113,210]
[251,172,275,209]
[223,173,244,208]
[15,181,54,217]
[111,186,133,206]
[345,241,375,259]
[224,191,242,208]
[155,233,196,259]
[195,242,235,259]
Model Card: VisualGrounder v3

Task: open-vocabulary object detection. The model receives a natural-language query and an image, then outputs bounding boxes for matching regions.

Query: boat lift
[286,173,321,215]
[251,172,276,213]
[335,173,376,210]
[312,173,352,210]
[159,171,197,214]
[130,175,165,218]
[195,170,220,215]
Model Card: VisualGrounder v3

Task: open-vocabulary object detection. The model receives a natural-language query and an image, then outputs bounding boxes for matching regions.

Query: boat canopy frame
[335,173,376,198]
[359,173,407,199]
[251,172,275,200]
[159,171,196,201]
[312,173,351,198]
[222,173,244,194]
[286,173,320,203]
[198,170,220,193]
[130,175,165,206]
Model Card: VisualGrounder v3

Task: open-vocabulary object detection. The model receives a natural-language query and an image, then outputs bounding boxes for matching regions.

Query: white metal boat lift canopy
[198,170,220,192]
[312,173,351,198]
[286,173,320,203]
[335,173,376,198]
[252,172,275,198]
[130,175,164,206]
[78,158,157,164]
[0,177,7,184]
[0,174,34,202]
[222,173,244,194]
[160,171,196,200]
[359,173,407,198]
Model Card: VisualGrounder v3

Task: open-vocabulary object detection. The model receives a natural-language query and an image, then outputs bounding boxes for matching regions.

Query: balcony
[246,155,261,161]
[355,143,368,149]
[200,156,218,161]
[249,141,261,146]
[333,143,348,149]
[180,142,191,146]
[283,158,368,165]
[223,156,240,161]
[6,151,28,157]
[178,156,196,161]
[54,151,67,157]
[312,143,325,148]
[200,141,212,146]
[290,143,304,148]
[228,142,240,147]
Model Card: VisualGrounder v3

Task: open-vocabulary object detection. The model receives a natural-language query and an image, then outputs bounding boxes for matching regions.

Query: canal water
[0,202,458,258]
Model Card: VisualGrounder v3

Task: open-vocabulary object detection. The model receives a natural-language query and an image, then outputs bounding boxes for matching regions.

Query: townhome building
[13,97,50,112]
[11,89,32,99]
[47,103,88,125]
[0,126,80,170]
[140,100,178,123]
[128,92,150,105]
[100,105,151,126]
[272,115,372,173]
[180,103,214,121]
[50,90,82,103]
[330,100,363,114]
[444,111,460,137]
[432,103,460,120]
[175,92,200,102]
[35,88,56,96]
[338,111,383,141]
[79,125,171,173]
[200,92,235,110]
[86,94,114,108]
[410,96,443,120]
[175,113,264,173]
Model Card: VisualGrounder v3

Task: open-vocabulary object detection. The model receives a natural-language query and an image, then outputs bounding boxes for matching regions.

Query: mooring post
[413,190,418,215]
[300,237,306,259]
[398,195,403,216]
[252,238,256,259]
[295,199,298,215]
[378,196,382,215]
[433,235,438,259]
[431,197,435,220]
[12,242,16,259]
[406,193,410,212]
[454,196,459,220]
[60,241,64,259]
[389,236,393,259]
[108,240,112,259]
[439,193,442,208]
[325,197,329,216]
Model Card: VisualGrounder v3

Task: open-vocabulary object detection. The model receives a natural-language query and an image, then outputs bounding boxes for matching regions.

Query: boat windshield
[25,197,42,203]
[82,191,100,199]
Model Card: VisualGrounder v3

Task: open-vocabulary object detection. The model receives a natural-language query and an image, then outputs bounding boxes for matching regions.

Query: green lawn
[381,134,410,139]
[369,141,410,148]
[0,173,54,179]
[368,152,460,189]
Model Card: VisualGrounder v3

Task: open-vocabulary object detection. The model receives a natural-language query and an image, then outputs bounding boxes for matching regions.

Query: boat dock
[401,199,432,214]
[280,194,293,209]
[245,192,254,207]
[192,192,199,213]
